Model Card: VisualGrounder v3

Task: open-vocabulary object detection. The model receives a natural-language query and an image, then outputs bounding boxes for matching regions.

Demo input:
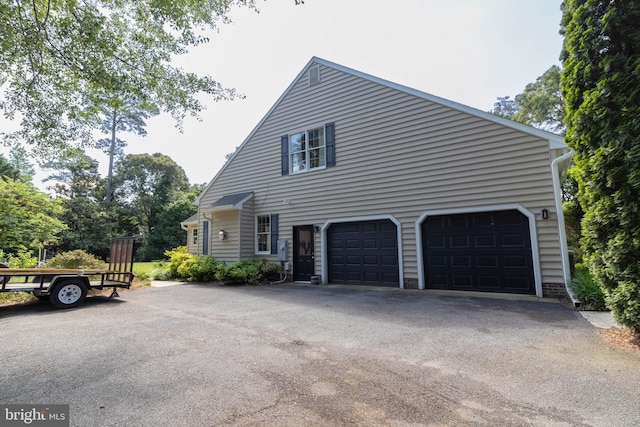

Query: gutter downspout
[551,150,580,306]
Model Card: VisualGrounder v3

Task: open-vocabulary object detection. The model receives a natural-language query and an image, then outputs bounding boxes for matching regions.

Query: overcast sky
[6,0,565,188]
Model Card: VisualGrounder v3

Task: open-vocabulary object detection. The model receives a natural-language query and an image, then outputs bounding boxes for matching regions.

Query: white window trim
[192,228,198,245]
[289,123,327,175]
[255,215,271,255]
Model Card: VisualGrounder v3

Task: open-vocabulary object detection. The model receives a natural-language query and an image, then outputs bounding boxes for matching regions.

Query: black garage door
[328,220,399,286]
[422,210,535,294]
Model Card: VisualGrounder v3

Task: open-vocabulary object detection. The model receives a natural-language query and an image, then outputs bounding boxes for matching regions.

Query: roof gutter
[550,149,580,306]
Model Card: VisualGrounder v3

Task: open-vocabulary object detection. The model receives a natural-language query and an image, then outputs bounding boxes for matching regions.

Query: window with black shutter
[281,123,335,175]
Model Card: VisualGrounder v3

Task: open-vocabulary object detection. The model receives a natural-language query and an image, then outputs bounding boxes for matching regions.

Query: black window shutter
[325,123,336,167]
[202,220,209,256]
[281,135,289,175]
[270,214,279,254]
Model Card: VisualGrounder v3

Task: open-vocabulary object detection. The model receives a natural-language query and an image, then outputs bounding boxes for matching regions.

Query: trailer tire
[50,280,88,309]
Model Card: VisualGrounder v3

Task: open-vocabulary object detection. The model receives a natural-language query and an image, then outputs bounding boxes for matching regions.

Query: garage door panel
[328,220,399,287]
[346,255,360,265]
[363,255,378,266]
[477,275,500,288]
[450,216,468,229]
[361,223,377,233]
[345,224,360,233]
[363,239,378,249]
[346,239,360,249]
[427,235,446,248]
[381,238,396,249]
[381,255,397,266]
[451,255,471,267]
[475,235,496,247]
[504,255,528,268]
[423,210,535,295]
[502,234,526,247]
[452,275,473,288]
[473,213,494,227]
[450,235,470,248]
[477,256,498,267]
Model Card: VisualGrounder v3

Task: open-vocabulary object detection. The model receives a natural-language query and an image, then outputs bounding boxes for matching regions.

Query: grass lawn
[132,262,158,276]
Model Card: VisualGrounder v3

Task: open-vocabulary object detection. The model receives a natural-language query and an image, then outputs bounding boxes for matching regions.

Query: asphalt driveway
[1,283,639,426]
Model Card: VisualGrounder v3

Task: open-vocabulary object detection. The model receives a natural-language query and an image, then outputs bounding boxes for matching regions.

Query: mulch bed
[598,327,640,353]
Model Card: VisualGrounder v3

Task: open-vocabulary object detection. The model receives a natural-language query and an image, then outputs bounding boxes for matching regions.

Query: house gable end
[195,56,565,206]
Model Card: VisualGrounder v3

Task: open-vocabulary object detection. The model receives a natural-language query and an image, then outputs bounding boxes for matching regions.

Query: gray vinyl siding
[239,199,254,259]
[198,63,564,285]
[209,210,240,262]
[186,224,198,255]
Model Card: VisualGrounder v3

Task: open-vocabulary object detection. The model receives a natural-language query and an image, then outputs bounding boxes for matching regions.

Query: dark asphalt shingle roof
[210,191,254,208]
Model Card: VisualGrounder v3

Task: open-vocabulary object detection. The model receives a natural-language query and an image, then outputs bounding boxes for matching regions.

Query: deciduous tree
[491,66,564,133]
[113,153,191,260]
[0,178,66,254]
[0,0,255,156]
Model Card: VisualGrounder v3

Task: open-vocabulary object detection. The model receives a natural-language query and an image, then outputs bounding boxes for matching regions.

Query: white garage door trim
[321,215,404,288]
[415,204,542,297]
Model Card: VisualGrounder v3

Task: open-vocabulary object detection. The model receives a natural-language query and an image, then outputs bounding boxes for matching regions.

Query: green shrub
[163,246,192,279]
[44,250,108,269]
[150,263,174,281]
[570,265,606,311]
[0,250,38,268]
[259,260,282,282]
[155,247,280,285]
[135,271,151,281]
[215,258,260,285]
[606,282,640,335]
[177,255,221,282]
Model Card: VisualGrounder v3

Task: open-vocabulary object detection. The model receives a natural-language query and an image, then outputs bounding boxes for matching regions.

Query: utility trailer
[0,269,134,308]
[0,237,135,309]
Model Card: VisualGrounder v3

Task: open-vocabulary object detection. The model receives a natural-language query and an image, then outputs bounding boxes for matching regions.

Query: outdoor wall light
[219,229,227,240]
[313,225,320,233]
[541,209,549,220]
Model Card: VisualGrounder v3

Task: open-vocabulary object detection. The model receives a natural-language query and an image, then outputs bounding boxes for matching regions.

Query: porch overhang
[208,191,254,213]
[180,213,199,230]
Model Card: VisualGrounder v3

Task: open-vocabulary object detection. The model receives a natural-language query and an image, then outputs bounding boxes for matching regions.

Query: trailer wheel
[50,280,87,309]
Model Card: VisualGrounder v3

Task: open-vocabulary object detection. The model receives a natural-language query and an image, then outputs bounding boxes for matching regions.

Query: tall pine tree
[561,0,640,332]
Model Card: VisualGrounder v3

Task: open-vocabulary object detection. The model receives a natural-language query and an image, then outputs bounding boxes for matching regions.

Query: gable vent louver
[308,65,320,85]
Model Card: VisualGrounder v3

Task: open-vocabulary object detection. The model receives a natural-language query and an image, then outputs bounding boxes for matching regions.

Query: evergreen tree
[561,0,640,332]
